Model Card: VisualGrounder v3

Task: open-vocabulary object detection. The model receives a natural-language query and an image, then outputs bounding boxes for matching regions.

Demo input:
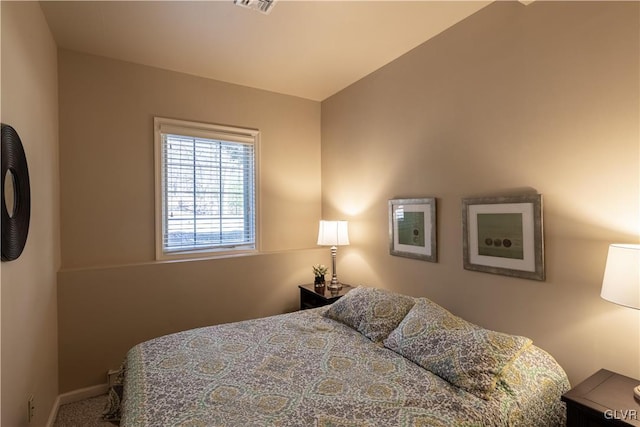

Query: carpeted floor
[53,394,116,427]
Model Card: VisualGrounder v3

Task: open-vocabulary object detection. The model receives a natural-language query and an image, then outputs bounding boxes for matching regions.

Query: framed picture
[389,198,437,262]
[462,194,544,281]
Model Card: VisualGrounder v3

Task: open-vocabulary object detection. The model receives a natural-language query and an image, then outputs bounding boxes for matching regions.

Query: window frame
[154,117,260,261]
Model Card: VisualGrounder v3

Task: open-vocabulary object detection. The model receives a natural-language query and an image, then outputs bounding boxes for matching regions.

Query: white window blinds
[155,118,258,259]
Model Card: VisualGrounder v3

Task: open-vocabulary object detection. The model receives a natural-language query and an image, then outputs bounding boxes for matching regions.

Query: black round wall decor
[1,123,31,261]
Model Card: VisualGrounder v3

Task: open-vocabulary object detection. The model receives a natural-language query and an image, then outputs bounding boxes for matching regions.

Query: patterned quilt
[121,302,569,427]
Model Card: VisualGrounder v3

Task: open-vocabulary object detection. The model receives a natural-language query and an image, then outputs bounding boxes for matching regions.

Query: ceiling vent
[233,0,276,15]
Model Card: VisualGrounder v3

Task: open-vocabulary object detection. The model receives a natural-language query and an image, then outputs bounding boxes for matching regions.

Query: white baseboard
[46,383,109,427]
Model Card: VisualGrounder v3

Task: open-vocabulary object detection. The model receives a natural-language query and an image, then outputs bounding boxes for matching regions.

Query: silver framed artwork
[389,198,437,262]
[462,194,544,281]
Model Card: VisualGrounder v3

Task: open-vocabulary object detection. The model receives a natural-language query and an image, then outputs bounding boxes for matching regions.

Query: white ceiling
[40,1,492,101]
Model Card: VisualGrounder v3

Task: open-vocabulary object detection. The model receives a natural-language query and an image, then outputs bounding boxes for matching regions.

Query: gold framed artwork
[462,194,544,281]
[389,198,437,262]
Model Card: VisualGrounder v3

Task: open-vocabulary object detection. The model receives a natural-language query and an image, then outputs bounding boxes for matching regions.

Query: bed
[116,287,570,426]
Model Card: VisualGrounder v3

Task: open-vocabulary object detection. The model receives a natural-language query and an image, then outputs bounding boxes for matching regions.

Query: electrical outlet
[27,395,35,423]
[107,369,121,387]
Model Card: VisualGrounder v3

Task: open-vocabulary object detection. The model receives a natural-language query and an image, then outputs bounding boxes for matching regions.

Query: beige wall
[322,1,640,386]
[0,2,60,426]
[58,50,321,268]
[57,51,324,391]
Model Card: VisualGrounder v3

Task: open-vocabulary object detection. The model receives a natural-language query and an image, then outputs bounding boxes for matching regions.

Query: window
[154,117,258,260]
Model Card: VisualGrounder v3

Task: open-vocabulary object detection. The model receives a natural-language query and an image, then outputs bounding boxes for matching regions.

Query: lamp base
[326,245,342,292]
[327,282,342,291]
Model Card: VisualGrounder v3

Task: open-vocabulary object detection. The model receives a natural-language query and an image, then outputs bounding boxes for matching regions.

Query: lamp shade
[600,244,640,310]
[317,220,350,246]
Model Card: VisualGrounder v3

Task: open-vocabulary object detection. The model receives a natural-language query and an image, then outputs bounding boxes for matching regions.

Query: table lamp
[317,220,349,290]
[599,243,640,399]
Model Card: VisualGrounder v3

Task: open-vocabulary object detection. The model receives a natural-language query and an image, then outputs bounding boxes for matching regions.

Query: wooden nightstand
[562,369,640,426]
[298,283,354,310]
